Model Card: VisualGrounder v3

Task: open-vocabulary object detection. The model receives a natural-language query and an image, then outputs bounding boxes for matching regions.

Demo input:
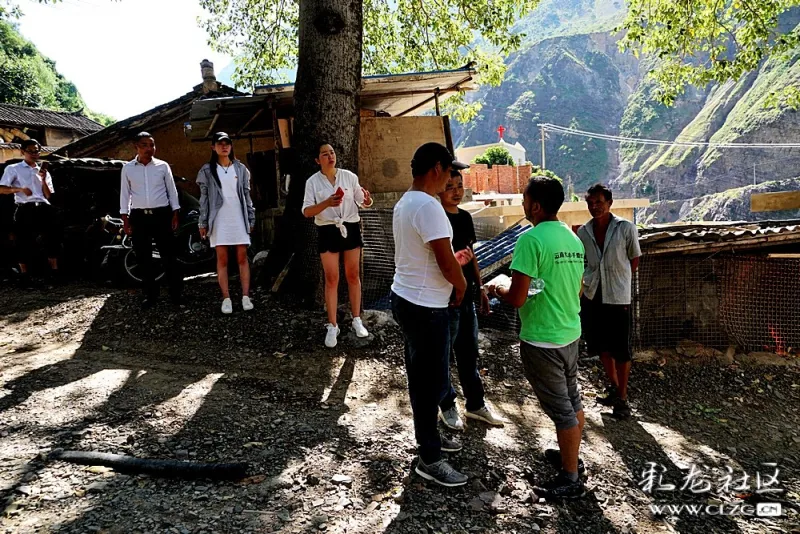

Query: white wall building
[456,138,527,166]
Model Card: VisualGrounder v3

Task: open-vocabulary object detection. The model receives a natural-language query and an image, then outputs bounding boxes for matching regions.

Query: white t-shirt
[391,191,454,308]
[301,169,365,226]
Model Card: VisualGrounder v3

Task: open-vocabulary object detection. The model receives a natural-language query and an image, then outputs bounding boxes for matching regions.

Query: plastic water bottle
[527,278,545,299]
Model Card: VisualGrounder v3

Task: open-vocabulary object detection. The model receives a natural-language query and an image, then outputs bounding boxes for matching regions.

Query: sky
[16,0,234,120]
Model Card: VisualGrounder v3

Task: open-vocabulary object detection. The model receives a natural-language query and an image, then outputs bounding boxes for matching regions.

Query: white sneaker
[466,405,505,427]
[325,323,340,348]
[352,317,369,338]
[242,296,254,311]
[439,407,465,431]
[221,298,233,314]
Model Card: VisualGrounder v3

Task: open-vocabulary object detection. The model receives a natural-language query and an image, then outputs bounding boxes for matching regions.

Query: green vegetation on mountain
[0,20,114,126]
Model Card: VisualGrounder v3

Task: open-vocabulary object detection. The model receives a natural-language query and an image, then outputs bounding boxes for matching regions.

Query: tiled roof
[0,103,103,132]
[56,83,244,157]
[0,143,58,153]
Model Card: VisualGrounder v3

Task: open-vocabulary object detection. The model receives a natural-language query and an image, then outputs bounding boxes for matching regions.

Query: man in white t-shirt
[391,142,470,487]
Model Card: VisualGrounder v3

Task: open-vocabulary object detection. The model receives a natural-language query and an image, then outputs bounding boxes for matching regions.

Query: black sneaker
[596,385,619,407]
[415,459,468,487]
[543,449,586,475]
[533,472,585,500]
[441,437,463,453]
[612,399,632,419]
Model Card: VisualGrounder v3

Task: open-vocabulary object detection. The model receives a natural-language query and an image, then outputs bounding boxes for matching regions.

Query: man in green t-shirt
[487,176,586,500]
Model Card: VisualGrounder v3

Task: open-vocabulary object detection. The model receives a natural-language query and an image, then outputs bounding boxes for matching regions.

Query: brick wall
[463,164,531,194]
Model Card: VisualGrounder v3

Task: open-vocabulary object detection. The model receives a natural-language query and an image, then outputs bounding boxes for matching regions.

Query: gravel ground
[0,277,799,534]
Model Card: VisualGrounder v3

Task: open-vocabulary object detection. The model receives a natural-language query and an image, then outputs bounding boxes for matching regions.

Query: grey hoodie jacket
[196,160,256,234]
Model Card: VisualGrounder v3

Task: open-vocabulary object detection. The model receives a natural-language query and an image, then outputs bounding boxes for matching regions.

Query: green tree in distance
[619,0,800,107]
[473,146,514,166]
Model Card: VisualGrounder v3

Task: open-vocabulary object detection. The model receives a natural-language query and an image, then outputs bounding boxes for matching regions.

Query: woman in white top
[197,132,256,314]
[302,143,373,348]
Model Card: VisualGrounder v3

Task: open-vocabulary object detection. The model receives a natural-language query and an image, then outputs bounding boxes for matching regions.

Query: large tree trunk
[266,0,363,305]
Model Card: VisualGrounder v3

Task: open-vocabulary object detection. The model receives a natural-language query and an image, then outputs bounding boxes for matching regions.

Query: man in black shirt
[437,170,505,430]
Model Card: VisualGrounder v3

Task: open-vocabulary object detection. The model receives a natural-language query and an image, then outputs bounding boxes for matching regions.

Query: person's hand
[454,247,474,267]
[199,227,207,240]
[326,193,343,208]
[450,284,465,307]
[123,220,133,236]
[479,289,491,315]
[19,187,32,196]
[172,212,179,232]
[361,187,372,207]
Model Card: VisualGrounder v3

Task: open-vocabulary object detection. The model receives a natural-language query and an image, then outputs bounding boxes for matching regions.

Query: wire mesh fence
[361,209,396,310]
[717,256,800,354]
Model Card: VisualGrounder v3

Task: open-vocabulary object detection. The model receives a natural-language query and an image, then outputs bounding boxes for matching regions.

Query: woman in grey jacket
[197,132,256,314]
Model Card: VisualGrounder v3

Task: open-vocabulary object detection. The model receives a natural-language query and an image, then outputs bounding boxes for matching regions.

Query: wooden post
[271,104,282,209]
[434,88,441,116]
[540,124,546,170]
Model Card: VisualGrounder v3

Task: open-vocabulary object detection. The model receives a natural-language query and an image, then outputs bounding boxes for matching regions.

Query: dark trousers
[130,207,182,300]
[14,203,60,266]
[391,292,451,465]
[440,299,486,413]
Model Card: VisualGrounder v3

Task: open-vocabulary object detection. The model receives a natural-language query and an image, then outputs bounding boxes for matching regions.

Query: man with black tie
[120,132,183,308]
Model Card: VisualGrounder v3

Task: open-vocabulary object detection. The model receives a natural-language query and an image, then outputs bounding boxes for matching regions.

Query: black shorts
[317,221,363,254]
[13,203,60,262]
[581,289,632,363]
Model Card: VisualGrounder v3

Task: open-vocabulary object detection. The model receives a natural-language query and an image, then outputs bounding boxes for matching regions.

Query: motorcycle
[86,208,213,285]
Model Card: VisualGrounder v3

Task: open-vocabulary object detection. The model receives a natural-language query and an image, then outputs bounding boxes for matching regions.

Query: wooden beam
[236,107,265,137]
[396,76,473,117]
[751,191,800,212]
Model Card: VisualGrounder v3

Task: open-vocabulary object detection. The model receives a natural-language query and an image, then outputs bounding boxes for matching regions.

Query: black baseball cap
[411,142,469,177]
[212,132,232,143]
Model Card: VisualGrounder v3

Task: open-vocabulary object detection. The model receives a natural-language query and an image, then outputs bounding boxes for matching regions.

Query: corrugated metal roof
[0,103,103,132]
[639,220,800,253]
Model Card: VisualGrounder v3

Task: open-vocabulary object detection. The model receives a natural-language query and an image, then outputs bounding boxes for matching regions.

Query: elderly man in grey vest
[577,184,641,419]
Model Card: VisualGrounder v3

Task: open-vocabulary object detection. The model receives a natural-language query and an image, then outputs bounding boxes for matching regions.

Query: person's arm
[242,165,256,232]
[164,164,181,231]
[430,237,468,306]
[493,271,531,309]
[196,169,209,239]
[627,222,642,273]
[302,178,341,218]
[0,167,29,196]
[41,170,53,199]
[119,166,132,235]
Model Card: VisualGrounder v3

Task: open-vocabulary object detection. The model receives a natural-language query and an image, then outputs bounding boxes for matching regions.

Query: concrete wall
[44,127,83,147]
[86,119,274,182]
[358,116,446,193]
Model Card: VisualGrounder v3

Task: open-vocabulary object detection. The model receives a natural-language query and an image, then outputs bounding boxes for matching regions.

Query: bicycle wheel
[124,247,165,284]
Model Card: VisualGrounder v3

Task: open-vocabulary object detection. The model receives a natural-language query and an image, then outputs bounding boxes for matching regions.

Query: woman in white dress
[197,132,256,314]
[302,143,373,348]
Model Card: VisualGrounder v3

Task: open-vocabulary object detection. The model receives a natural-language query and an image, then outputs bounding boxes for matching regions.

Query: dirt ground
[0,277,799,534]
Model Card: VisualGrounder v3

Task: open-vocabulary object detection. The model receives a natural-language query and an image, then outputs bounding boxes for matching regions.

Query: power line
[539,123,800,149]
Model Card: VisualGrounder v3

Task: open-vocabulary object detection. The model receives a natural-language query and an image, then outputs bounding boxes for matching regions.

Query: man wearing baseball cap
[391,142,471,487]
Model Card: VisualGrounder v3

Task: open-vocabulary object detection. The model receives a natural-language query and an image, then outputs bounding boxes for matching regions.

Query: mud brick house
[0,103,102,162]
[55,60,258,188]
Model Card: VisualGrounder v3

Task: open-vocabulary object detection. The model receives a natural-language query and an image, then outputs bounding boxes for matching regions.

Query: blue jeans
[440,299,486,413]
[391,292,451,465]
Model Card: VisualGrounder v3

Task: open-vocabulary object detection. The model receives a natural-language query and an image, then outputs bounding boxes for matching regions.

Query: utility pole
[540,124,546,170]
[753,163,756,186]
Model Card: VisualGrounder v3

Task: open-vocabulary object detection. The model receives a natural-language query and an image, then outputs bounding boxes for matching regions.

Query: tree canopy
[198,0,539,122]
[473,146,514,166]
[619,0,800,106]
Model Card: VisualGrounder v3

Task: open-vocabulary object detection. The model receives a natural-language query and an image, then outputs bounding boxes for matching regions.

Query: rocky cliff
[454,3,800,223]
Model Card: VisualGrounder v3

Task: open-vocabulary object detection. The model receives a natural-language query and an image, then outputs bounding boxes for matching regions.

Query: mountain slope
[0,20,114,125]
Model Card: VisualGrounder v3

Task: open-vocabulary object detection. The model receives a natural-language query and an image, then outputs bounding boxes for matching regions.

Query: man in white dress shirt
[0,139,61,283]
[120,132,183,308]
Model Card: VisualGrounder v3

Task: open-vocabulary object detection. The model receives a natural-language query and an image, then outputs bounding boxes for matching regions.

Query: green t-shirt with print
[509,221,585,346]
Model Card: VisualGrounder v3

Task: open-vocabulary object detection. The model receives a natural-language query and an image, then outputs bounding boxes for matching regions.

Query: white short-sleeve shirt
[0,161,54,204]
[301,169,365,226]
[391,191,454,308]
